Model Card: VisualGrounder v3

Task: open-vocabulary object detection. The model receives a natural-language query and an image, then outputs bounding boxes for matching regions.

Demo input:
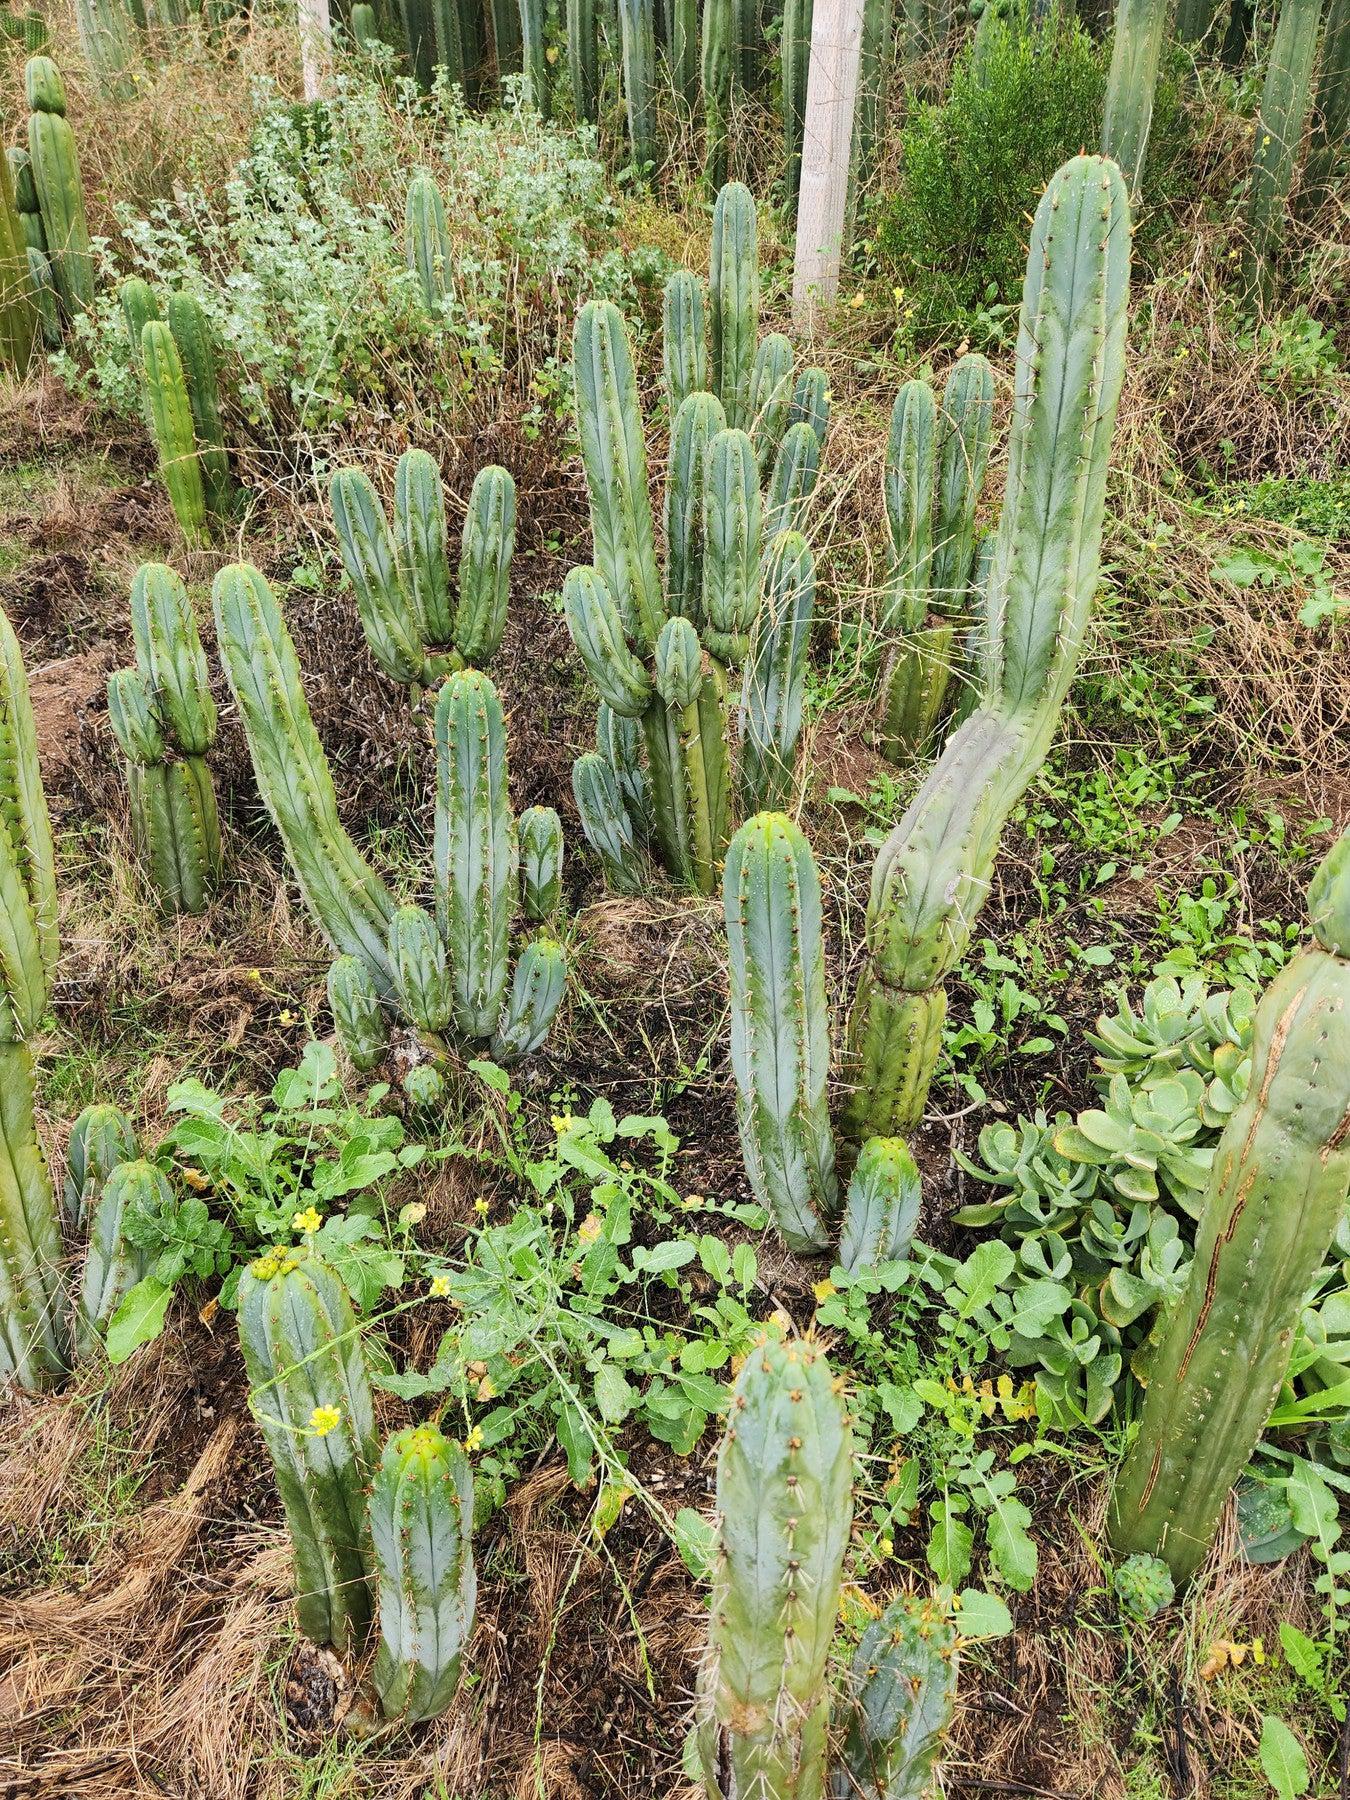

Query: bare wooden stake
[791,0,866,332]
[298,0,332,101]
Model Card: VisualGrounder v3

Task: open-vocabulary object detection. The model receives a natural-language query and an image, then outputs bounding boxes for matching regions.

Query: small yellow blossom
[293,1205,322,1234]
[279,1008,297,1026]
[474,1196,489,1215]
[309,1404,341,1437]
[401,1201,428,1225]
[464,1424,484,1453]
[878,1535,894,1557]
[551,1113,576,1134]
[849,293,864,309]
[247,968,263,984]
[681,1192,706,1210]
[812,1277,837,1302]
[429,1273,452,1299]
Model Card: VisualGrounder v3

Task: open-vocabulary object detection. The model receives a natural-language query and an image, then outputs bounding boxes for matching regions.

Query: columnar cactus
[781,0,812,209]
[1100,0,1168,199]
[837,1135,922,1275]
[737,530,815,815]
[1240,0,1325,308]
[71,1158,161,1362]
[519,805,563,919]
[108,562,222,915]
[517,0,551,115]
[668,0,698,106]
[1109,827,1350,1584]
[430,0,467,84]
[369,1423,476,1723]
[404,172,454,315]
[329,450,514,692]
[166,293,232,520]
[849,0,893,228]
[830,1595,958,1800]
[25,57,93,316]
[1305,0,1348,202]
[237,1245,378,1653]
[709,182,758,433]
[567,0,599,122]
[0,147,36,373]
[571,748,644,894]
[879,353,994,761]
[73,0,133,94]
[328,953,389,1072]
[62,1102,138,1232]
[618,0,658,173]
[696,1333,853,1798]
[0,605,65,1390]
[663,269,707,418]
[844,155,1131,1140]
[702,0,733,192]
[8,147,57,352]
[140,321,207,544]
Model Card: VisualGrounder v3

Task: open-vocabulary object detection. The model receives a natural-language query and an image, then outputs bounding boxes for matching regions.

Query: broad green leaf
[105,1276,173,1365]
[1258,1715,1308,1800]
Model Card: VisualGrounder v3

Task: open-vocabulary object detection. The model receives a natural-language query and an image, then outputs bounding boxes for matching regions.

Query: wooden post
[298,0,332,101]
[791,0,866,331]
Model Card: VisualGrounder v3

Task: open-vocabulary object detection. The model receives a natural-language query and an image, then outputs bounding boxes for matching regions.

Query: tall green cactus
[1100,0,1168,199]
[1109,828,1350,1584]
[140,321,207,544]
[723,813,836,1254]
[702,0,732,192]
[781,0,812,210]
[166,292,232,520]
[737,530,815,814]
[709,182,758,432]
[663,269,707,418]
[668,0,698,106]
[9,145,60,355]
[0,605,64,1391]
[237,1245,377,1653]
[214,563,399,989]
[618,0,658,174]
[108,562,222,915]
[72,1158,160,1362]
[330,451,514,691]
[849,0,893,230]
[567,0,599,121]
[830,1595,958,1799]
[844,155,1131,1141]
[1305,0,1348,202]
[696,1332,853,1798]
[369,1423,476,1723]
[73,0,134,95]
[405,172,454,316]
[0,146,36,373]
[63,1102,137,1232]
[518,0,551,114]
[26,57,93,317]
[879,353,994,761]
[1240,0,1325,308]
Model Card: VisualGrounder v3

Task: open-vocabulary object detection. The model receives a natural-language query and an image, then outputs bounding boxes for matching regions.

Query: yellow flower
[401,1201,428,1225]
[309,1404,341,1437]
[551,1113,577,1134]
[428,1273,452,1299]
[292,1206,322,1234]
[464,1424,484,1453]
[181,1166,210,1192]
[812,1277,837,1302]
[577,1212,603,1245]
[878,1535,894,1557]
[849,293,864,309]
[247,968,263,984]
[279,1008,296,1026]
[474,1197,489,1214]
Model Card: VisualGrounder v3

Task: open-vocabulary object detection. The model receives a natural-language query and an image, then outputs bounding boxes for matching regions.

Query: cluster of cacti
[119,281,233,541]
[1109,825,1350,1584]
[1240,0,1325,307]
[23,58,93,322]
[566,185,829,895]
[0,7,48,51]
[696,1332,957,1798]
[1100,0,1168,199]
[212,564,564,1081]
[73,0,135,93]
[329,449,514,692]
[877,354,994,761]
[108,563,223,915]
[238,1245,476,1722]
[0,606,65,1390]
[845,154,1131,1140]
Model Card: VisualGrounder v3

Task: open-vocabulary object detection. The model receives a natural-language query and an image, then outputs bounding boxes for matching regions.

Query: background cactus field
[0,0,1347,1797]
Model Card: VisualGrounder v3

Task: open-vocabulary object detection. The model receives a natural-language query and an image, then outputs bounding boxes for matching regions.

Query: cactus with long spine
[830,1594,958,1799]
[1240,0,1324,308]
[237,1244,378,1653]
[1108,827,1350,1584]
[879,353,994,761]
[844,156,1131,1141]
[109,562,222,915]
[368,1423,476,1723]
[63,1103,137,1233]
[0,605,65,1390]
[696,1332,853,1796]
[26,57,93,317]
[140,322,207,543]
[0,145,36,373]
[72,1158,160,1362]
[330,451,514,691]
[1100,0,1168,199]
[405,172,454,315]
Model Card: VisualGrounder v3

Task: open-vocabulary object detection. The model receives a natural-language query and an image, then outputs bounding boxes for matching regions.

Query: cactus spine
[1101,0,1168,199]
[1109,828,1350,1584]
[369,1423,476,1723]
[844,156,1131,1141]
[109,564,222,915]
[879,353,994,761]
[141,322,207,544]
[830,1595,958,1799]
[1241,0,1325,308]
[405,172,454,315]
[0,605,64,1390]
[0,145,36,373]
[237,1245,377,1653]
[697,1333,853,1797]
[330,452,514,689]
[723,813,836,1253]
[214,563,399,988]
[25,57,92,317]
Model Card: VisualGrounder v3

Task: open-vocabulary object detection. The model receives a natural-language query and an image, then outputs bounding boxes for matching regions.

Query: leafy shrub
[873,12,1185,345]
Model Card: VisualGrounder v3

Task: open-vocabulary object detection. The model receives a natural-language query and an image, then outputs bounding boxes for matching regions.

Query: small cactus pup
[1109,826,1350,1585]
[237,1244,378,1654]
[518,805,563,920]
[63,1102,138,1233]
[844,156,1131,1141]
[329,451,515,694]
[1112,1553,1174,1621]
[0,605,66,1390]
[367,1423,476,1724]
[697,1332,853,1798]
[878,355,994,762]
[837,1136,922,1275]
[25,56,94,317]
[328,953,389,1073]
[108,562,222,915]
[830,1593,958,1800]
[71,1157,161,1362]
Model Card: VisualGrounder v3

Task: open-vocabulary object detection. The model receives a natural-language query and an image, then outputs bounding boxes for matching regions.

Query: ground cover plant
[0,0,1348,1796]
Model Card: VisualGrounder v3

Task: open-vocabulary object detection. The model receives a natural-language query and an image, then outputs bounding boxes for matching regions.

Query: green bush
[874,13,1181,346]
